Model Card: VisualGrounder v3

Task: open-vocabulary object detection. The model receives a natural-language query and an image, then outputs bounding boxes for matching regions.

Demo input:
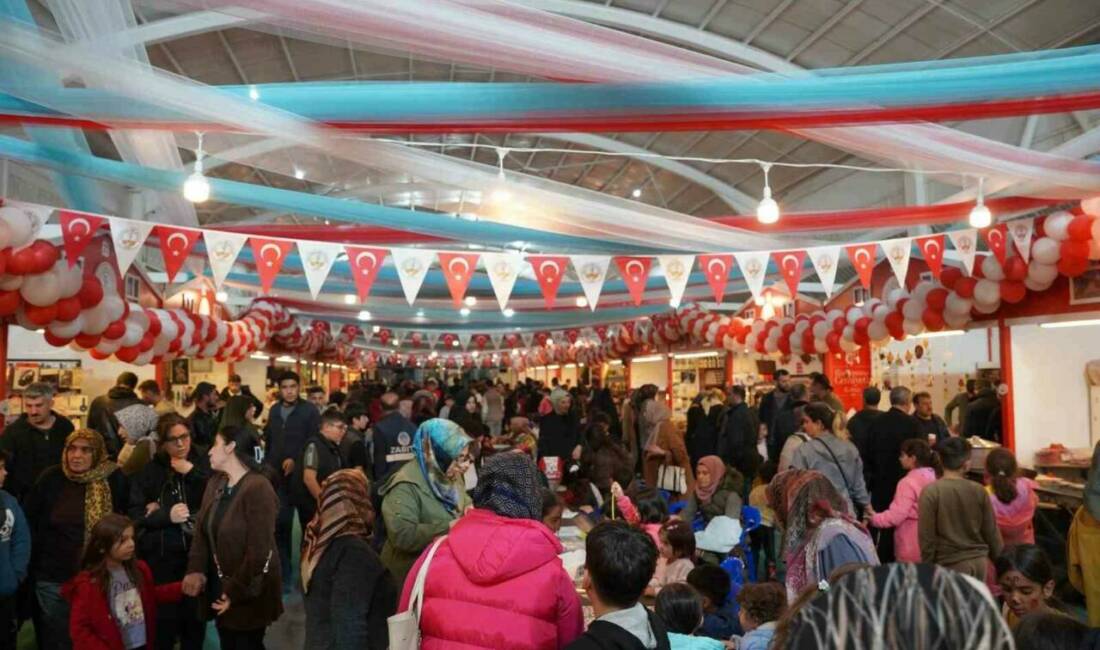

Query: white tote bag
[656,464,687,494]
[387,535,447,650]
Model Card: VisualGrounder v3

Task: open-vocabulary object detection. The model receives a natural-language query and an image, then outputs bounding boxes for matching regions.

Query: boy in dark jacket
[0,451,30,649]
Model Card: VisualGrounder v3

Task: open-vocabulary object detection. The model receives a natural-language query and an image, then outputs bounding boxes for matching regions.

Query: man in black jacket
[718,386,761,485]
[865,385,922,562]
[185,382,219,450]
[87,371,143,456]
[771,383,809,462]
[847,386,883,486]
[758,370,791,456]
[0,382,74,502]
[964,382,1002,442]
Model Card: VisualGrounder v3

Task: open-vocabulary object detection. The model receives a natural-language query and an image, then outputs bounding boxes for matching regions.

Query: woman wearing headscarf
[303,470,396,650]
[767,469,878,601]
[685,394,713,469]
[680,455,743,526]
[536,391,582,465]
[397,453,584,649]
[379,419,475,586]
[25,428,128,650]
[642,400,694,499]
[776,563,1014,649]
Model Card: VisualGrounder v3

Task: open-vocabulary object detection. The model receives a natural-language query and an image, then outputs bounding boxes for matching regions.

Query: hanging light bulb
[756,163,779,224]
[969,177,993,229]
[183,132,211,203]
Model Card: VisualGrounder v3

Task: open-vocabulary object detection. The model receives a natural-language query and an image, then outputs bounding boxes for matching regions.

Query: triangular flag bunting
[249,237,294,294]
[297,240,341,299]
[983,224,1009,266]
[697,254,733,303]
[948,229,979,276]
[58,210,106,267]
[425,332,439,350]
[845,243,877,289]
[526,255,570,308]
[1008,218,1034,263]
[771,250,807,299]
[490,333,503,349]
[656,255,694,308]
[521,332,535,348]
[572,255,611,311]
[614,256,653,306]
[734,251,770,302]
[155,226,202,283]
[108,217,155,276]
[390,248,435,306]
[881,238,912,288]
[437,252,480,308]
[482,252,523,311]
[808,246,840,298]
[345,246,388,302]
[391,329,405,347]
[204,231,247,291]
[915,234,946,280]
[457,332,472,350]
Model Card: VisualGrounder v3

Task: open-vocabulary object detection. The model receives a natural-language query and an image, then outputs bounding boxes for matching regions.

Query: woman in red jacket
[63,513,182,650]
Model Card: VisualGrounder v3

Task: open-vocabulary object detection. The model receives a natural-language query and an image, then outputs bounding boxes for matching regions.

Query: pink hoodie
[988,478,1039,547]
[399,508,584,649]
[870,467,936,562]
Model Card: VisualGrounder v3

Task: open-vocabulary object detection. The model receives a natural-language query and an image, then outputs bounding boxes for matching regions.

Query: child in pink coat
[870,439,938,563]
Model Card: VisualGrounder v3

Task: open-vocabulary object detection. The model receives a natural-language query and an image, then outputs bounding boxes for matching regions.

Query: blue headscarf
[413,418,473,514]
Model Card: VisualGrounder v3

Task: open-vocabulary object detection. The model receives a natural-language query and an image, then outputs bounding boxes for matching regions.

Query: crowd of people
[0,367,1094,649]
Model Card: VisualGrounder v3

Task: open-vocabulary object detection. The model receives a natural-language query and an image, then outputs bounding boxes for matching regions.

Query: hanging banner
[204,230,247,291]
[1008,218,1034,263]
[345,245,388,302]
[155,226,202,283]
[249,237,294,294]
[845,243,877,289]
[297,240,342,299]
[808,246,840,298]
[734,251,770,301]
[390,247,435,306]
[58,210,106,267]
[983,224,1009,266]
[571,255,611,311]
[108,217,155,277]
[457,332,472,349]
[520,331,535,348]
[490,332,504,349]
[426,331,440,350]
[880,238,912,288]
[657,255,694,308]
[482,252,523,311]
[615,256,653,306]
[915,234,946,280]
[527,255,570,308]
[697,254,733,303]
[391,329,405,347]
[948,228,978,276]
[771,250,807,298]
[437,252,480,308]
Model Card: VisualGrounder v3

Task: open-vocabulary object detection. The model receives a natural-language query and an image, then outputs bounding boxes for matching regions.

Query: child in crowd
[635,488,670,587]
[985,449,1039,546]
[996,544,1058,628]
[869,438,939,563]
[654,583,727,650]
[567,521,670,650]
[0,451,28,649]
[653,520,696,592]
[733,582,786,650]
[918,437,1004,581]
[687,565,741,641]
[747,460,778,580]
[1011,611,1095,650]
[542,488,565,533]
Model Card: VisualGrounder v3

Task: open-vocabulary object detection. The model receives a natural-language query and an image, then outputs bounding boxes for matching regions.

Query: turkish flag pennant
[697,254,733,303]
[155,225,202,283]
[438,252,480,308]
[345,246,388,302]
[915,234,947,280]
[249,237,294,294]
[58,210,106,267]
[983,224,1009,266]
[845,243,878,289]
[527,255,570,308]
[771,250,807,299]
[615,256,653,306]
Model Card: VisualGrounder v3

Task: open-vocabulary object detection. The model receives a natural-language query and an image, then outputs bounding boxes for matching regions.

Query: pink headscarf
[695,455,727,504]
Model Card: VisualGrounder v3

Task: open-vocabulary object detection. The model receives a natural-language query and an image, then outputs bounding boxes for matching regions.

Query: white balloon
[903,319,924,336]
[945,293,974,316]
[790,337,804,354]
[157,317,179,344]
[55,261,83,298]
[981,255,1005,282]
[846,307,863,323]
[974,279,1001,306]
[82,303,111,335]
[750,320,765,335]
[1025,276,1055,292]
[944,310,971,329]
[1027,261,1058,284]
[974,299,1001,314]
[862,298,882,318]
[0,275,22,291]
[868,320,889,342]
[839,337,858,352]
[0,219,11,251]
[902,299,924,322]
[127,308,149,332]
[842,324,856,342]
[202,340,221,357]
[912,282,935,303]
[134,350,155,366]
[0,207,34,250]
[14,310,36,331]
[1032,237,1060,265]
[826,309,844,323]
[1044,210,1073,241]
[764,337,778,354]
[812,322,829,339]
[121,322,143,347]
[49,315,84,339]
[815,338,829,354]
[20,271,62,307]
[95,338,121,355]
[102,296,125,322]
[886,288,908,309]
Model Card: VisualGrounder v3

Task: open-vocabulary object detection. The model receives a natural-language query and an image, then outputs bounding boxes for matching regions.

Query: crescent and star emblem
[259,243,283,268]
[625,260,645,280]
[988,230,1003,247]
[854,249,871,268]
[448,257,470,280]
[68,218,91,240]
[923,240,941,257]
[539,260,560,280]
[167,233,189,257]
[355,252,378,274]
[781,254,800,275]
[706,258,726,280]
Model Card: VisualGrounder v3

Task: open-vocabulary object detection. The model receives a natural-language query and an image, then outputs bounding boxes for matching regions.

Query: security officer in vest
[370,391,417,550]
[292,407,347,527]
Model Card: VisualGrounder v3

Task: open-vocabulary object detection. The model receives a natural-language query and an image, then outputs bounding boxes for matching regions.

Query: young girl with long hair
[985,448,1039,546]
[868,438,940,562]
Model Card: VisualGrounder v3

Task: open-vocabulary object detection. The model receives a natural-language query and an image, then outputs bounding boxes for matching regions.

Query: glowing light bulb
[371,324,380,333]
[215,291,228,302]
[357,310,371,321]
[503,308,515,318]
[756,193,779,225]
[460,307,471,316]
[631,188,642,198]
[343,294,356,305]
[248,85,260,101]
[464,296,477,307]
[293,168,305,180]
[183,171,210,203]
[969,178,993,229]
[575,296,588,308]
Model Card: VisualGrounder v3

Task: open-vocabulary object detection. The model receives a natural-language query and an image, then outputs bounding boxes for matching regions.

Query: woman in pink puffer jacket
[398,453,584,649]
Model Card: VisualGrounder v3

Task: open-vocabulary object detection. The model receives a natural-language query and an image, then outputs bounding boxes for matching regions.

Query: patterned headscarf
[62,428,118,544]
[694,455,727,504]
[472,453,542,520]
[301,469,374,593]
[413,418,473,514]
[767,469,851,557]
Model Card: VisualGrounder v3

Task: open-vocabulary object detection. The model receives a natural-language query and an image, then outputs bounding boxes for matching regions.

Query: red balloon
[939,266,963,290]
[1002,256,1028,282]
[885,311,904,332]
[1058,256,1089,278]
[1000,280,1027,304]
[30,241,59,274]
[0,290,20,316]
[781,323,796,336]
[954,277,977,299]
[853,328,870,346]
[77,277,104,308]
[145,309,161,336]
[854,317,871,335]
[114,346,140,363]
[1068,215,1093,241]
[825,331,842,353]
[832,318,847,334]
[55,296,81,322]
[6,248,36,275]
[102,320,126,340]
[1061,239,1090,261]
[89,349,110,360]
[23,303,58,326]
[139,333,155,352]
[1035,215,1047,238]
[801,330,816,353]
[75,333,100,348]
[922,309,945,331]
[971,256,986,279]
[43,331,71,347]
[777,335,791,355]
[168,339,182,353]
[0,248,8,275]
[926,288,949,311]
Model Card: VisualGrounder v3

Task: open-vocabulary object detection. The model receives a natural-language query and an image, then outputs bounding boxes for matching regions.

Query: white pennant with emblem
[571,255,610,311]
[734,251,770,302]
[108,217,155,276]
[482,252,523,311]
[426,332,440,350]
[881,238,912,287]
[551,330,565,347]
[296,241,342,299]
[1009,218,1034,263]
[203,231,247,290]
[808,246,841,298]
[658,255,694,308]
[390,248,435,305]
[391,329,405,347]
[457,332,472,350]
[490,333,504,349]
[521,332,535,348]
[948,229,979,275]
[7,201,52,243]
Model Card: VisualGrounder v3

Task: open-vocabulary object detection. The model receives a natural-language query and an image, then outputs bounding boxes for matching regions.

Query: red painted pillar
[227,361,235,383]
[725,351,734,387]
[998,319,1016,452]
[154,360,165,392]
[666,350,674,407]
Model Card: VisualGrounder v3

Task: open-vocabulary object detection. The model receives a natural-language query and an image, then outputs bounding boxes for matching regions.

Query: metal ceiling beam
[786,0,866,62]
[743,0,796,47]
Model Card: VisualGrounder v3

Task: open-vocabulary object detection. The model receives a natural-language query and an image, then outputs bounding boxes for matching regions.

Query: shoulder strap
[409,535,447,624]
[813,437,854,499]
[647,609,672,650]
